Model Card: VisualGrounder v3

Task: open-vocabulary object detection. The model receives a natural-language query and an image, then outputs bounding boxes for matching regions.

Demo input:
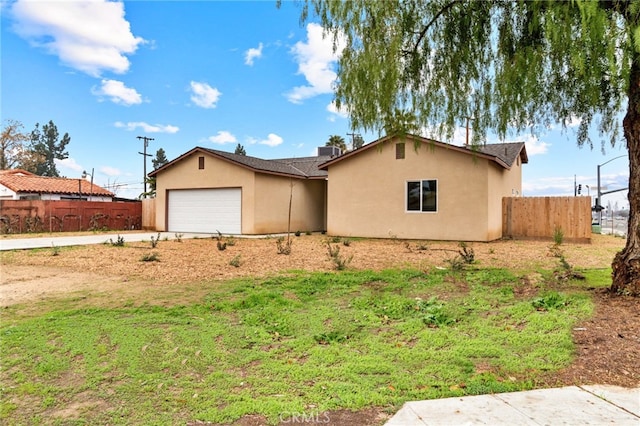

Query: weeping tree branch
[404,0,461,55]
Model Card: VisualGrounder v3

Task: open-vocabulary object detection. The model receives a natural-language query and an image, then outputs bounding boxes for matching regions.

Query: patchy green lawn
[0,267,597,425]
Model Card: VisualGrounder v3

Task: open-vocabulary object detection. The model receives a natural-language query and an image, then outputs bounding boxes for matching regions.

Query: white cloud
[522,135,550,156]
[327,101,348,121]
[99,166,122,177]
[190,81,221,108]
[258,133,283,147]
[207,131,237,145]
[286,23,344,104]
[55,157,82,173]
[114,121,179,133]
[245,42,263,66]
[9,0,145,77]
[92,79,142,105]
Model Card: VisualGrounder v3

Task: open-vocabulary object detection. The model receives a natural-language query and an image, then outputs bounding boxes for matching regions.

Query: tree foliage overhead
[28,120,70,177]
[298,0,640,294]
[301,0,631,147]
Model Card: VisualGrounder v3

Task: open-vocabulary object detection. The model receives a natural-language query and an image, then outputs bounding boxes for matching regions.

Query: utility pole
[464,116,474,146]
[137,136,154,196]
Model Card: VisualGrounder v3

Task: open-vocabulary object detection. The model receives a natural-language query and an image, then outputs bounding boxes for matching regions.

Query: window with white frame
[407,180,437,212]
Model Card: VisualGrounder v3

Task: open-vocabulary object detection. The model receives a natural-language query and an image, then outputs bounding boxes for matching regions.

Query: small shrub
[226,237,236,247]
[276,236,292,255]
[305,230,312,235]
[213,230,227,251]
[532,291,567,311]
[109,235,125,247]
[174,233,183,242]
[150,232,161,248]
[326,242,352,270]
[330,235,342,243]
[553,225,564,246]
[446,242,475,270]
[51,244,60,256]
[458,242,475,263]
[416,297,454,328]
[294,230,301,237]
[342,238,351,247]
[229,254,242,268]
[554,256,586,281]
[141,252,160,262]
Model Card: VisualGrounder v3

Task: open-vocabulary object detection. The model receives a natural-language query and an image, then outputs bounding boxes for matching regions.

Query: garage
[167,188,241,234]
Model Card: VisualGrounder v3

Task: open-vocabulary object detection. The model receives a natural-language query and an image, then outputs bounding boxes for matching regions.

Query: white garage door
[168,188,241,234]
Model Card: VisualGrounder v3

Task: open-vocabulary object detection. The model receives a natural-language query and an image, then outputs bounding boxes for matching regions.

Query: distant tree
[152,148,169,170]
[350,134,365,150]
[28,120,70,177]
[144,148,170,196]
[0,119,32,170]
[234,143,247,156]
[326,135,347,153]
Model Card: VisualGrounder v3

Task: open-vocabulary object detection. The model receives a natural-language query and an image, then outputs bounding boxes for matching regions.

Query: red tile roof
[0,171,114,197]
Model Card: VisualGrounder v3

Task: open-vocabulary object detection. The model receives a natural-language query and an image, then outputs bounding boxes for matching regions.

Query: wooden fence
[0,200,142,234]
[141,198,156,230]
[503,196,592,243]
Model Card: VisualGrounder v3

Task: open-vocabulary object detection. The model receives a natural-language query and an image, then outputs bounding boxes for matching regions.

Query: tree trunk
[611,52,640,296]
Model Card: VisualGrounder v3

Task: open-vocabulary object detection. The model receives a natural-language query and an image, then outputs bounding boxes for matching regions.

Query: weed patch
[108,235,125,247]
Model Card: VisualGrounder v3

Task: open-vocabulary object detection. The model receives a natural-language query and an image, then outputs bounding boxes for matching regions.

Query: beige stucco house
[149,147,331,234]
[320,134,528,241]
[151,134,527,241]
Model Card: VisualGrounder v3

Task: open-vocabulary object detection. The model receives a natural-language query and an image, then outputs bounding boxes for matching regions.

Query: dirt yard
[1,232,638,423]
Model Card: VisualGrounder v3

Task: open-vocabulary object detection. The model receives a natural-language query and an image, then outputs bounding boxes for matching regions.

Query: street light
[596,155,628,225]
[82,168,94,201]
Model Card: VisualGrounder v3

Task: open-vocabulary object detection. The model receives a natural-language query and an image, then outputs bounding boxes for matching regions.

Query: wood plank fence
[503,196,592,243]
[0,200,142,234]
[141,198,156,230]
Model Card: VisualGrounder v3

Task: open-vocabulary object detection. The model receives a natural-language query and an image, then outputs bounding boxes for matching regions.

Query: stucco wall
[154,152,256,233]
[254,175,326,234]
[486,156,523,240]
[327,139,510,241]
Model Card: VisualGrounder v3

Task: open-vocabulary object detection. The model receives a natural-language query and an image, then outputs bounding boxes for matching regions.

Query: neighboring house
[149,147,333,234]
[0,170,114,201]
[150,134,527,241]
[320,134,527,242]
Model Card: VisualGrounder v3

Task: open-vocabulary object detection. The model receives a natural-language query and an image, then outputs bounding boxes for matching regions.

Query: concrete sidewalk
[385,385,639,425]
[0,232,219,251]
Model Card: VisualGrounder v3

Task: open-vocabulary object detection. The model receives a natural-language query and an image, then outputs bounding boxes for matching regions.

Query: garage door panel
[168,188,241,234]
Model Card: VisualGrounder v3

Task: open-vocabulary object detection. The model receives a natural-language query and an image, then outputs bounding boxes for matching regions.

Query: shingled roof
[149,147,331,179]
[319,134,528,170]
[472,142,529,167]
[0,170,114,197]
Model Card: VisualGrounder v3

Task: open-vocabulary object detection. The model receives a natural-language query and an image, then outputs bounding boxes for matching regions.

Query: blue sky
[1,0,631,209]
